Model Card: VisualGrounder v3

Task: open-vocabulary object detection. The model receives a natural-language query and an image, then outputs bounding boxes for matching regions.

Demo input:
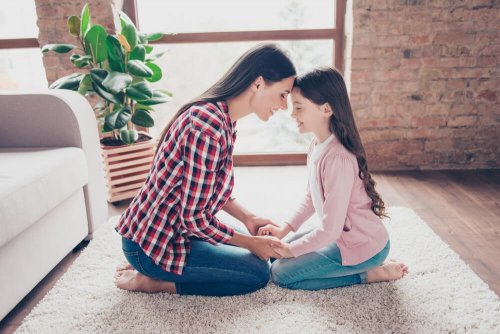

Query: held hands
[257,223,292,240]
[249,236,283,261]
[244,216,279,236]
[269,240,294,258]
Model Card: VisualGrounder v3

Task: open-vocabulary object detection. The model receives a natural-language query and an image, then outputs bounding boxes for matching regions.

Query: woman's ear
[252,76,264,92]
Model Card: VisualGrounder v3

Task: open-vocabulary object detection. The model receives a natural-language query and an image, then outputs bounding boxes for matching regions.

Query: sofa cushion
[0,147,88,248]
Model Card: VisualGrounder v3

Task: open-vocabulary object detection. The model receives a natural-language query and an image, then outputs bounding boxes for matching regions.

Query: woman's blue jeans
[270,229,390,290]
[122,235,269,297]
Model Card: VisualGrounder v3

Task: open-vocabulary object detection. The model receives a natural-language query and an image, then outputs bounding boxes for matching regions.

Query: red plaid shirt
[116,101,236,275]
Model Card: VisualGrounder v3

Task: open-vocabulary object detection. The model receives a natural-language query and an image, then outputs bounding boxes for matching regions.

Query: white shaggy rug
[15,167,500,333]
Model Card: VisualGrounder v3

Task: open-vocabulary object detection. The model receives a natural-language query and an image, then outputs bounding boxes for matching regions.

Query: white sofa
[0,90,107,320]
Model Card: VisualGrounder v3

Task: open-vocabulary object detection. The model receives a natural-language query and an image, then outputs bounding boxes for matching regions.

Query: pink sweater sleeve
[289,155,355,257]
[287,190,315,232]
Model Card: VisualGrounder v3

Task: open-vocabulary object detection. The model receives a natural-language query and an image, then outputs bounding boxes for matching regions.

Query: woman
[114,43,296,296]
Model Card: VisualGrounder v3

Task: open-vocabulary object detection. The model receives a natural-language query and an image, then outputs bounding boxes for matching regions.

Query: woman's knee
[251,258,271,287]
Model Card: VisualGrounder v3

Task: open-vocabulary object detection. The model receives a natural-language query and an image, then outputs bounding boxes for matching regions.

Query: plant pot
[100,132,158,203]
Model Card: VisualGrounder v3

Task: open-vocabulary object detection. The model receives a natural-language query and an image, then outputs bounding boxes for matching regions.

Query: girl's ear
[251,76,264,92]
[322,103,333,117]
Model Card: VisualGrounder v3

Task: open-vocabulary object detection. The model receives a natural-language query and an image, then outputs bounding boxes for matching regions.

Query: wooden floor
[1,169,499,333]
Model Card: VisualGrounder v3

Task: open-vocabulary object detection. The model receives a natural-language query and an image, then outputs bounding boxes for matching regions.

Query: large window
[0,0,47,90]
[125,0,345,163]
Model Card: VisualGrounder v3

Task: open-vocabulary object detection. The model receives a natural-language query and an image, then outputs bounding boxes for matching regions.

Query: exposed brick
[448,115,478,127]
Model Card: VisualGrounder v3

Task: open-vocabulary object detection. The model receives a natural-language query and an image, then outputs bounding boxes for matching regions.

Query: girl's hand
[270,240,294,258]
[244,216,279,236]
[257,223,292,240]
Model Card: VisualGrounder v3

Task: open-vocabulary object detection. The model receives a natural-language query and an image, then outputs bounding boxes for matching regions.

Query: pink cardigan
[287,137,389,266]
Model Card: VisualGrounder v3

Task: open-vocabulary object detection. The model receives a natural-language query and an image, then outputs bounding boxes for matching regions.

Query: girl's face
[251,76,295,122]
[291,88,332,136]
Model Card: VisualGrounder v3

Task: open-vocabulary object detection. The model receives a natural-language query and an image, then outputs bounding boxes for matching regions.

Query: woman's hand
[257,223,292,240]
[270,240,294,258]
[244,216,279,236]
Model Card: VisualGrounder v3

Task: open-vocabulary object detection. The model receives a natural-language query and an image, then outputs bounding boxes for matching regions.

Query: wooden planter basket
[101,134,158,203]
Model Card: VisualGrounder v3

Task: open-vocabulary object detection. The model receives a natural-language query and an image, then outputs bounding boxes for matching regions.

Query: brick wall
[350,0,499,170]
[35,0,118,83]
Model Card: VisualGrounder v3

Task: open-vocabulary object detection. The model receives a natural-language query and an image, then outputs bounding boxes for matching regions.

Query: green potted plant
[41,4,172,202]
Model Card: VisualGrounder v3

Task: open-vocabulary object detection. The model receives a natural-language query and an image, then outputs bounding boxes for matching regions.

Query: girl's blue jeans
[270,228,390,290]
[122,234,269,297]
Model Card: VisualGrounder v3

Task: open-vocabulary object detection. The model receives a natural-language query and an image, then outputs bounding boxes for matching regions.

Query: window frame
[124,1,346,165]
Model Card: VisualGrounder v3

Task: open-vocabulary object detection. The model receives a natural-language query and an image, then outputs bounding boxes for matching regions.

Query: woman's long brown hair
[294,67,387,218]
[154,43,296,156]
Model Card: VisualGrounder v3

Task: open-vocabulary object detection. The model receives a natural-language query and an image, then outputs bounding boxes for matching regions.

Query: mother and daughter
[114,43,408,296]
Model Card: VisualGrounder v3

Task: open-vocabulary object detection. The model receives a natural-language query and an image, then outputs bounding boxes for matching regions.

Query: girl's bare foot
[366,260,408,283]
[114,269,177,293]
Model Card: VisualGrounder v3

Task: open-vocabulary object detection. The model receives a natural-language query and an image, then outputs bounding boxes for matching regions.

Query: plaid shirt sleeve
[180,128,234,245]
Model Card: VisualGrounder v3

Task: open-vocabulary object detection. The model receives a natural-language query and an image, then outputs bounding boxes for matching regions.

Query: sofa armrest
[0,90,107,237]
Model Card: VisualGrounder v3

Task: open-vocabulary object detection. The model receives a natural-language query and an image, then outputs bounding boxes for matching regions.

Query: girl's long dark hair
[294,67,387,218]
[155,43,296,155]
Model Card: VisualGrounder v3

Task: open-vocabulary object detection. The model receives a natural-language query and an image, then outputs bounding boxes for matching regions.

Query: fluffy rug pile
[16,167,500,333]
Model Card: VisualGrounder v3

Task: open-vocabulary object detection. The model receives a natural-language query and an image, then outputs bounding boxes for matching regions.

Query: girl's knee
[270,260,294,288]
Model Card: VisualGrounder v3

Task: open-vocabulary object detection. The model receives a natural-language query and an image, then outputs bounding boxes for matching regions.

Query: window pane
[148,40,332,153]
[138,0,335,33]
[0,49,48,90]
[0,0,38,38]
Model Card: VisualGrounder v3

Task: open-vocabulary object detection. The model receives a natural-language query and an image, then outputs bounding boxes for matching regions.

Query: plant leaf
[125,81,153,100]
[102,72,132,94]
[144,45,153,54]
[80,4,91,37]
[121,22,138,50]
[128,60,153,78]
[49,73,84,90]
[138,90,172,105]
[106,36,125,72]
[134,103,154,111]
[120,129,139,144]
[41,44,76,53]
[84,24,108,64]
[104,106,132,130]
[91,82,122,104]
[70,54,92,68]
[142,32,164,42]
[90,68,108,85]
[78,73,92,95]
[68,16,80,36]
[117,34,131,53]
[131,109,154,128]
[145,62,162,83]
[130,45,146,61]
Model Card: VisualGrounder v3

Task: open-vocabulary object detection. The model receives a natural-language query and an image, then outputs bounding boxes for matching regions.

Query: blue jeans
[270,229,390,290]
[122,236,270,296]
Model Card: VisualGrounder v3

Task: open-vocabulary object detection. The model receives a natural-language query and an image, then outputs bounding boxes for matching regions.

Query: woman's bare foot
[114,269,177,293]
[116,262,133,273]
[365,260,408,283]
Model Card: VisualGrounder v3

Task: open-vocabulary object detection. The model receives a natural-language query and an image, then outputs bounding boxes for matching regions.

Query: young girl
[114,43,296,296]
[259,67,408,290]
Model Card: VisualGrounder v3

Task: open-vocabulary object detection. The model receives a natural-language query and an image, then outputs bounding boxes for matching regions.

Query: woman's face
[251,76,295,122]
